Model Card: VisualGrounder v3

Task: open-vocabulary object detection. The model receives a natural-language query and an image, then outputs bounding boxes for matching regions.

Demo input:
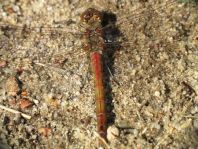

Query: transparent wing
[0,20,90,99]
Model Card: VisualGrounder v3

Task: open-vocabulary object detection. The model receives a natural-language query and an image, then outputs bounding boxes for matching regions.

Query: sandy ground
[0,0,198,149]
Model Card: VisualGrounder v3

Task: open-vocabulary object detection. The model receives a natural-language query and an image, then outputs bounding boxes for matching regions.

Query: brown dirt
[0,0,198,149]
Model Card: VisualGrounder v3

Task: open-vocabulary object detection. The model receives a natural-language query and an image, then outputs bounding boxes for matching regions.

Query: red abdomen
[90,52,107,139]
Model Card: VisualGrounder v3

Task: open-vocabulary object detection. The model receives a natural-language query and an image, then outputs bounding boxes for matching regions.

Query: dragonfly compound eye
[81,9,93,22]
[81,8,102,24]
[85,12,93,20]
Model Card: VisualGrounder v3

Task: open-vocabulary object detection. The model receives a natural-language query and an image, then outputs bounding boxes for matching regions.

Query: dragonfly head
[80,8,102,29]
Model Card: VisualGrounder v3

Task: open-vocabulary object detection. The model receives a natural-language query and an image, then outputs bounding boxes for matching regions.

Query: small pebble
[44,94,59,108]
[12,5,20,12]
[31,135,38,140]
[19,99,33,109]
[38,127,52,137]
[107,125,119,141]
[154,91,160,97]
[5,76,21,96]
[2,12,7,17]
[0,60,7,68]
[21,91,28,97]
[33,99,39,104]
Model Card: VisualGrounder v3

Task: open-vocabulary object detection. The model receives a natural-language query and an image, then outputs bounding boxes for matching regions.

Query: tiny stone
[25,126,34,133]
[135,55,141,62]
[154,123,161,130]
[5,76,21,96]
[33,99,39,104]
[133,129,138,136]
[154,91,160,97]
[2,12,7,17]
[31,135,37,140]
[0,60,7,68]
[61,100,69,107]
[107,125,119,141]
[191,107,198,114]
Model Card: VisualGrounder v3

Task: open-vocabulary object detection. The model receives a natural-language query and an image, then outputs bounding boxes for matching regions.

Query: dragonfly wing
[0,21,90,97]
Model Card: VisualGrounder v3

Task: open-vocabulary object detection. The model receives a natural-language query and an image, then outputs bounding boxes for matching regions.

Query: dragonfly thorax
[80,8,105,54]
[82,28,104,54]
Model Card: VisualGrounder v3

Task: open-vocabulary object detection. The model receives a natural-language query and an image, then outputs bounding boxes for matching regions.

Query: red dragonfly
[0,0,196,148]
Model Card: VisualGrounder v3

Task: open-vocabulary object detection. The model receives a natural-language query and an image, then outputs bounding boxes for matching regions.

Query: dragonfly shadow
[101,10,121,127]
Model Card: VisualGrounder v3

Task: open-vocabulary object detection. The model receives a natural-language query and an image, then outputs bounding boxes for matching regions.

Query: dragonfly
[0,0,197,148]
